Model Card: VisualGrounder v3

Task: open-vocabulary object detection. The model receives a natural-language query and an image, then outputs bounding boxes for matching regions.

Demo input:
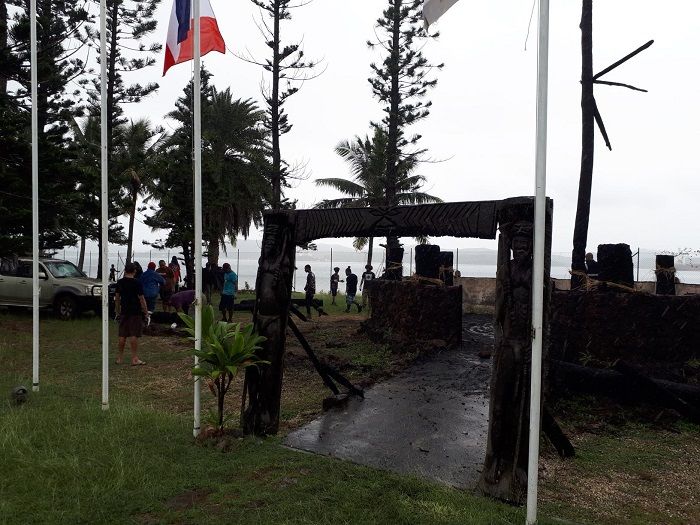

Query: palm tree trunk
[207,240,220,267]
[367,237,374,267]
[78,236,86,271]
[126,190,137,262]
[571,0,595,288]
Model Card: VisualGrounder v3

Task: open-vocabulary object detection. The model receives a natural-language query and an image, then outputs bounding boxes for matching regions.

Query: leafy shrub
[180,306,267,431]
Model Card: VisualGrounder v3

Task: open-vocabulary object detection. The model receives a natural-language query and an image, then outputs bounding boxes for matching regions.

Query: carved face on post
[511,221,533,263]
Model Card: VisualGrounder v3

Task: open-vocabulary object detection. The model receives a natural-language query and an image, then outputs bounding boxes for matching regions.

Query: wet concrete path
[284,315,495,488]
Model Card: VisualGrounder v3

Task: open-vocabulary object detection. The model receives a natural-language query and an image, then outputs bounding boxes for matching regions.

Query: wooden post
[480,198,553,504]
[655,254,676,295]
[241,212,297,435]
[598,243,634,288]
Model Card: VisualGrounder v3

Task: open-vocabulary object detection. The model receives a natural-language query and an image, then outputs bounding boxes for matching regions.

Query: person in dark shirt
[115,262,148,366]
[330,267,343,305]
[132,261,143,279]
[109,264,117,282]
[344,266,362,313]
[304,264,316,316]
[585,252,600,277]
[360,264,376,307]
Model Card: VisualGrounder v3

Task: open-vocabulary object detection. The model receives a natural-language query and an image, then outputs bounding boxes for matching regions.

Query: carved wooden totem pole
[241,212,297,435]
[480,199,553,504]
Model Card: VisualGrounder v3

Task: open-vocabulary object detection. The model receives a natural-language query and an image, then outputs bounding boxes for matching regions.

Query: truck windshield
[44,261,85,279]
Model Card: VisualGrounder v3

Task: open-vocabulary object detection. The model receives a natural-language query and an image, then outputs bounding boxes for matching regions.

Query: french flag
[163,0,226,76]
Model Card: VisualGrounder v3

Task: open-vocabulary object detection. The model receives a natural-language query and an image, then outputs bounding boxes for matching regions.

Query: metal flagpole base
[102,402,110,411]
[32,384,39,392]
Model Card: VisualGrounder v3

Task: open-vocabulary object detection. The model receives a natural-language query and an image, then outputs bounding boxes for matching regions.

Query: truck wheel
[54,295,78,320]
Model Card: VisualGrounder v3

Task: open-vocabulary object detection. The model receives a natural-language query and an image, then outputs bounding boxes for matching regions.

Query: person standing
[585,252,600,277]
[114,262,148,366]
[139,262,165,312]
[169,256,182,292]
[219,263,238,322]
[360,264,376,307]
[330,267,343,305]
[344,266,362,313]
[109,264,117,282]
[132,261,144,279]
[304,264,316,316]
[156,259,175,312]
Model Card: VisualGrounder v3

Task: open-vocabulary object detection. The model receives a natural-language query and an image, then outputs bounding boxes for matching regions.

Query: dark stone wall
[362,280,462,349]
[550,290,700,374]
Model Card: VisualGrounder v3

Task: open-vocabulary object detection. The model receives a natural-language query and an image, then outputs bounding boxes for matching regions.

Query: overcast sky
[122,0,700,255]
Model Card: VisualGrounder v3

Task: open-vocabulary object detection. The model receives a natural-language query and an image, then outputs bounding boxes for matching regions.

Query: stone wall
[363,280,462,349]
[550,290,700,378]
[457,276,700,313]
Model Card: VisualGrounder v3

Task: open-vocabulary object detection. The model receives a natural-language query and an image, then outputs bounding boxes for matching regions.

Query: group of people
[112,258,238,366]
[304,264,376,315]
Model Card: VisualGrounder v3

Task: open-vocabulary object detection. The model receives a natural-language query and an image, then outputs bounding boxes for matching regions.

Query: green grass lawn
[1,310,698,524]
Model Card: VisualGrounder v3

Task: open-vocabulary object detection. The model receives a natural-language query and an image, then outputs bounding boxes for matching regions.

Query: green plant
[179,306,268,431]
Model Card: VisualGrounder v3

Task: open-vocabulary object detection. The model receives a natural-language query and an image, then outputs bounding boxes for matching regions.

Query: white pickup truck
[0,258,102,320]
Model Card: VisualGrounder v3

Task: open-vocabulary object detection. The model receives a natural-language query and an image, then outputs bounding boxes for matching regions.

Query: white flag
[423,0,461,27]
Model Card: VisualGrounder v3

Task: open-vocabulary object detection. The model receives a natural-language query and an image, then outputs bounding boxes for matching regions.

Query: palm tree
[146,77,270,273]
[112,118,167,263]
[202,88,271,265]
[315,127,441,267]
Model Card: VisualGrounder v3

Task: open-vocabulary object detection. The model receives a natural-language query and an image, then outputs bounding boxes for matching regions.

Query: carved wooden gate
[241,196,553,502]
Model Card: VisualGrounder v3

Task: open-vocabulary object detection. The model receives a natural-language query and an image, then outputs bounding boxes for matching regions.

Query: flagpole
[526,0,550,523]
[193,0,203,438]
[30,0,39,393]
[100,0,110,411]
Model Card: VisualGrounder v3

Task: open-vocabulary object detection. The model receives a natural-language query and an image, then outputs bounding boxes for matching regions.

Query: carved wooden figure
[479,199,553,504]
[241,213,297,435]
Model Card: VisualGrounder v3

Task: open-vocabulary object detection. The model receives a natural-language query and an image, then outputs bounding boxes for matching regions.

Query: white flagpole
[30,0,39,393]
[193,0,203,438]
[526,0,550,523]
[100,0,110,410]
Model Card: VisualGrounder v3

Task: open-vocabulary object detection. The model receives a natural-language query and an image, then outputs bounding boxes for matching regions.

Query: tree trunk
[78,236,86,271]
[571,0,595,288]
[270,0,282,210]
[106,0,119,159]
[126,189,137,262]
[366,236,374,267]
[0,0,8,95]
[383,0,403,276]
[207,240,220,267]
[217,380,226,429]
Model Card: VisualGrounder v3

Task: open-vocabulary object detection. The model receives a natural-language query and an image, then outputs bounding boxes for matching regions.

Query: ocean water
[65,249,700,291]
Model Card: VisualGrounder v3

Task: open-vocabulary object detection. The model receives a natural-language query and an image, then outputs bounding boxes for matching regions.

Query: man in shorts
[360,264,376,307]
[115,262,149,366]
[344,266,362,314]
[330,267,343,305]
